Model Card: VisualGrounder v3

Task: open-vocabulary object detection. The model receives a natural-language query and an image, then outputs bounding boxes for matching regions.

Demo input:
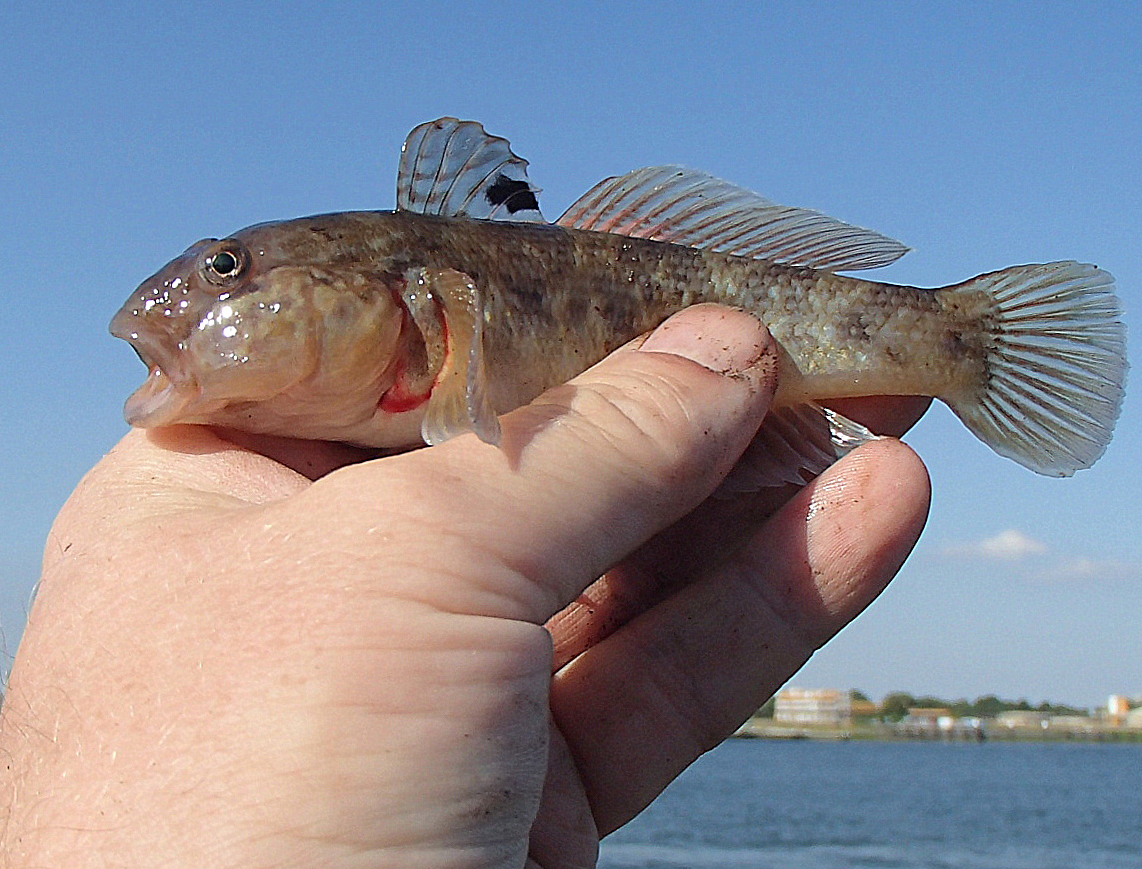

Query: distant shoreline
[735,719,1142,743]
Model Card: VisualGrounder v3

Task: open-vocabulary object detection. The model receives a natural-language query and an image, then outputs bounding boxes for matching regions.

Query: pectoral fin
[401,267,501,446]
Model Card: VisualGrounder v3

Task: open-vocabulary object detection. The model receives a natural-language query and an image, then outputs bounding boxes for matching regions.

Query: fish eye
[210,251,238,275]
[202,242,248,285]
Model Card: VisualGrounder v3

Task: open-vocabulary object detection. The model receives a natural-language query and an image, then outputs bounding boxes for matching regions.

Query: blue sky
[1,1,1138,708]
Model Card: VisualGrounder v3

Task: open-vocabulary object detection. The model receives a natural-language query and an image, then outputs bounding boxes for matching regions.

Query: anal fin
[401,267,501,446]
[717,403,881,494]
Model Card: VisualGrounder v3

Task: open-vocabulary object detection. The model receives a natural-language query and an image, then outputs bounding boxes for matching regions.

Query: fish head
[111,222,408,439]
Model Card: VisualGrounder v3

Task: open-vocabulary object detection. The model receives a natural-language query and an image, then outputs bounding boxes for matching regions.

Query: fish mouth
[111,307,202,427]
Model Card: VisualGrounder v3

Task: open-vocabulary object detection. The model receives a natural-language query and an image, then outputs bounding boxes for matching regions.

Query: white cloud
[941,528,1048,561]
[937,531,1138,582]
[1040,557,1139,583]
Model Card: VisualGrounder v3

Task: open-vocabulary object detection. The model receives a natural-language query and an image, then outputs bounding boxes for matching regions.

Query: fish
[110,117,1127,483]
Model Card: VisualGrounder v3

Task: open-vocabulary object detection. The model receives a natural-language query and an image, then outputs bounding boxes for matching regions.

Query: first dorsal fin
[557,166,909,271]
[396,117,546,223]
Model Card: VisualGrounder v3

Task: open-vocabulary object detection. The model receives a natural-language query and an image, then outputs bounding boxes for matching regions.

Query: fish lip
[122,366,201,427]
[110,306,201,427]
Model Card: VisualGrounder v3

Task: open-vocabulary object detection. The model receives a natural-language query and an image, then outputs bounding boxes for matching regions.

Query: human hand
[0,305,930,868]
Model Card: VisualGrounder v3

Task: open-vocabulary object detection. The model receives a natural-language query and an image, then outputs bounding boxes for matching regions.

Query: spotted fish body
[111,118,1127,481]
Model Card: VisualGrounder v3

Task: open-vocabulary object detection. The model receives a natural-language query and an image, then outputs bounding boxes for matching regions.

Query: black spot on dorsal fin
[485,173,540,214]
[397,119,546,222]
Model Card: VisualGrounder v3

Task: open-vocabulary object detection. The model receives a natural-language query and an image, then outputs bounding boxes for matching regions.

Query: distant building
[898,707,955,735]
[1049,714,1099,734]
[996,710,1051,730]
[850,698,878,719]
[1107,694,1130,723]
[774,687,851,726]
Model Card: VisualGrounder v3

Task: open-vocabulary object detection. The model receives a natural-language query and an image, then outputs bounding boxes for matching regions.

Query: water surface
[599,739,1141,868]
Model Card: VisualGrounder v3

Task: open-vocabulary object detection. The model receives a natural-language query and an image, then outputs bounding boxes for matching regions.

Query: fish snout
[110,279,206,427]
[110,291,194,377]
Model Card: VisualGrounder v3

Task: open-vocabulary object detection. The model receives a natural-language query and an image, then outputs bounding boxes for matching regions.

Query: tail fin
[946,262,1126,476]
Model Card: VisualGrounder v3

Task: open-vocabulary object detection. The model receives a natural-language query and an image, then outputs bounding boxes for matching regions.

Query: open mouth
[122,365,201,426]
[111,308,202,427]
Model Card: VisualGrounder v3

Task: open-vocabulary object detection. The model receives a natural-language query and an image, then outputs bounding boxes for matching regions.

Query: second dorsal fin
[558,165,909,271]
[397,117,546,223]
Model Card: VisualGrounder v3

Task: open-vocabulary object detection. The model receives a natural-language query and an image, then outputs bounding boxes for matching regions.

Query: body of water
[599,739,1141,868]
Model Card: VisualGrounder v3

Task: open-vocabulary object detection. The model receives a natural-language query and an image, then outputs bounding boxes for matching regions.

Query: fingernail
[638,304,772,375]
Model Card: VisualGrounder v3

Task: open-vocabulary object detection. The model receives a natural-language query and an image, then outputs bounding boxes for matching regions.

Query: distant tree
[1040,701,1087,717]
[850,689,870,702]
[949,699,973,717]
[880,692,914,721]
[913,695,948,709]
[872,692,1089,721]
[973,695,1003,717]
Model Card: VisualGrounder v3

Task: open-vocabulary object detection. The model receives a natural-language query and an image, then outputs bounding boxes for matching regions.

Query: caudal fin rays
[944,262,1126,476]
